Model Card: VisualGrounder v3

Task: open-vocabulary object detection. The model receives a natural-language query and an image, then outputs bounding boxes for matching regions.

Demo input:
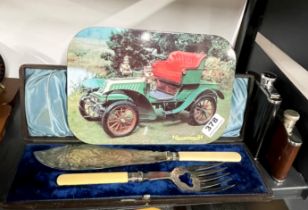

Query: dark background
[241,0,308,182]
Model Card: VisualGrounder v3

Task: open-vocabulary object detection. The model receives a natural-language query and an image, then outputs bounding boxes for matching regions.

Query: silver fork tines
[193,167,228,177]
[200,172,230,182]
[201,183,236,193]
[188,162,224,172]
[200,177,232,189]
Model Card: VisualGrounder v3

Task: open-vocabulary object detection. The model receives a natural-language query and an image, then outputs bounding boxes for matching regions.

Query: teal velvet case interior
[6,66,269,203]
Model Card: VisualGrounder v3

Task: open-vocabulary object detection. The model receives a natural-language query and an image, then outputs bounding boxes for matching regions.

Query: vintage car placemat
[67,27,236,144]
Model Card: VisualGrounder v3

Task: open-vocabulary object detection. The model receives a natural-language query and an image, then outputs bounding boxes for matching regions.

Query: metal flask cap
[283,109,300,135]
[260,72,277,92]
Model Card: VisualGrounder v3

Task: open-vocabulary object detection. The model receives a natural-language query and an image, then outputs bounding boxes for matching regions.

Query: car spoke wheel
[189,96,216,125]
[79,96,101,121]
[102,101,139,137]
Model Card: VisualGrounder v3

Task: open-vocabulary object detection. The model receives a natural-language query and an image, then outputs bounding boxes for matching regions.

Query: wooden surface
[0,104,11,141]
[0,78,19,142]
[0,78,20,105]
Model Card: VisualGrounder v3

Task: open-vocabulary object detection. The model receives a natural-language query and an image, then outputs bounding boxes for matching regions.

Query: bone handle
[178,152,241,162]
[57,172,129,186]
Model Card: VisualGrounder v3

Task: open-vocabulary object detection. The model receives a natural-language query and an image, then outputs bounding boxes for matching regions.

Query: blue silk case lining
[25,69,73,137]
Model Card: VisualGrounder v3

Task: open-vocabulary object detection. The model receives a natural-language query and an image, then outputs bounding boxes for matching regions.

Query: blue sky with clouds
[75,27,124,40]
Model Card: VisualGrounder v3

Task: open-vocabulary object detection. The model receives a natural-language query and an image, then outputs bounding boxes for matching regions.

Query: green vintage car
[79,51,224,137]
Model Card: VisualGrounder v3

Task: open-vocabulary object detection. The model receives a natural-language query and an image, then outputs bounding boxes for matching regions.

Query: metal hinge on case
[142,194,151,205]
[120,195,151,204]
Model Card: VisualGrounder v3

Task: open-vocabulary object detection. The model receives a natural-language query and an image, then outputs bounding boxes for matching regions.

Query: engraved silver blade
[34,145,168,171]
[34,145,235,171]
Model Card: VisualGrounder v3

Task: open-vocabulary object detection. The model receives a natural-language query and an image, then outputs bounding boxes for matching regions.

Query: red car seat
[152,51,206,85]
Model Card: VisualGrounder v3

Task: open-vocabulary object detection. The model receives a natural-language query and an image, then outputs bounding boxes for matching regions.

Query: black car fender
[198,89,224,102]
[104,89,157,121]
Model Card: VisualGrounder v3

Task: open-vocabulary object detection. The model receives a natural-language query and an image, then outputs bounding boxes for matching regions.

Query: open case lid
[19,64,253,144]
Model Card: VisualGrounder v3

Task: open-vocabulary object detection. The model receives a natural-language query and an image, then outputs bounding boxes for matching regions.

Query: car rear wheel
[79,96,101,121]
[189,95,216,125]
[102,101,139,137]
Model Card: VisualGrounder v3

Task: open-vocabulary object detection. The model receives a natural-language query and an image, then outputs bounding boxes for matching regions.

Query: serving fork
[57,163,234,192]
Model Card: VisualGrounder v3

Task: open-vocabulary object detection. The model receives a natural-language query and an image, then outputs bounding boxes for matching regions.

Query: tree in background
[152,32,211,56]
[107,30,213,75]
[107,30,155,74]
[198,35,235,90]
[206,35,234,62]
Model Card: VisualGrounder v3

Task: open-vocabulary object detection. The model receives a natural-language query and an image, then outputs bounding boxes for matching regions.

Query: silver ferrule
[260,72,277,92]
[272,176,286,183]
[283,109,300,136]
[287,129,302,147]
[166,151,179,161]
[128,172,144,182]
[288,138,302,147]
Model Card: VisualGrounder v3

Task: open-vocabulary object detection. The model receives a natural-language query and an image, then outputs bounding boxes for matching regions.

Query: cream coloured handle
[178,151,241,162]
[57,172,129,186]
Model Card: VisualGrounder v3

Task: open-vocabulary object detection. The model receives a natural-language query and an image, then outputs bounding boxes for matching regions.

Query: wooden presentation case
[0,64,272,209]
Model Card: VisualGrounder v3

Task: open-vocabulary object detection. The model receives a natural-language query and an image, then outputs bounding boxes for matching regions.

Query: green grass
[68,90,233,145]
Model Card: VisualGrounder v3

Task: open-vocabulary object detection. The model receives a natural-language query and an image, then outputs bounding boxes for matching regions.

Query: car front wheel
[102,101,139,137]
[189,95,217,125]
